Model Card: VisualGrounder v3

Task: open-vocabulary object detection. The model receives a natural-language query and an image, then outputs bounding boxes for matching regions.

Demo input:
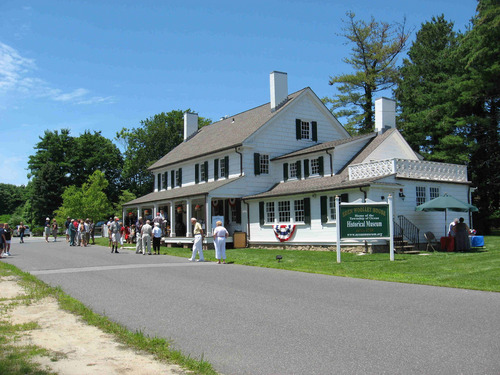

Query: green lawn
[92,235,500,292]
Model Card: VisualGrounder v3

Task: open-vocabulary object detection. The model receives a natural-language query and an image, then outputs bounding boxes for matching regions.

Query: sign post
[337,195,394,262]
[335,196,341,263]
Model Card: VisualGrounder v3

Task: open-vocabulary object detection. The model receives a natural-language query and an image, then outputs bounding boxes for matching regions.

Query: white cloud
[0,41,114,105]
[53,88,89,102]
[0,42,35,90]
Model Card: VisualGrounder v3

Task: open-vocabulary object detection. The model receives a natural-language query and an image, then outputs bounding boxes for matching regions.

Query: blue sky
[1,0,477,186]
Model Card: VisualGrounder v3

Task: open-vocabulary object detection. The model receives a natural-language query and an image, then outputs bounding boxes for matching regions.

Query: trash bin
[233,232,247,248]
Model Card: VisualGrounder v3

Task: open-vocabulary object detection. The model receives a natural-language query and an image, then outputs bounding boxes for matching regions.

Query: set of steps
[393,236,420,254]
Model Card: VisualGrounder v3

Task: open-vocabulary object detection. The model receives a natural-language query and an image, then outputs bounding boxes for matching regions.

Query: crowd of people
[0,213,230,263]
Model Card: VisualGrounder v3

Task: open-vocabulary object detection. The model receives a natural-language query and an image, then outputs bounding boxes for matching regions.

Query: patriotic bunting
[273,225,296,242]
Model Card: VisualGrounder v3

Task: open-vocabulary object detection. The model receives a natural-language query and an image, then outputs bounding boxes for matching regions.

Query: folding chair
[424,231,439,252]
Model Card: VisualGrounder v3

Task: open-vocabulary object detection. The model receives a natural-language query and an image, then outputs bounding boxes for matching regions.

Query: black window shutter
[304,159,310,178]
[171,170,175,188]
[320,196,328,224]
[157,174,161,191]
[259,202,265,226]
[340,193,349,202]
[164,172,168,189]
[283,163,288,181]
[214,159,219,181]
[318,156,324,176]
[296,161,302,179]
[254,153,261,175]
[178,168,182,186]
[296,119,301,140]
[195,164,199,184]
[312,121,317,142]
[224,156,229,177]
[204,161,209,182]
[304,197,311,225]
[235,199,241,223]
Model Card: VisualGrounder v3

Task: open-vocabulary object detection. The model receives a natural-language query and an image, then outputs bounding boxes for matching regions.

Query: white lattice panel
[349,159,467,182]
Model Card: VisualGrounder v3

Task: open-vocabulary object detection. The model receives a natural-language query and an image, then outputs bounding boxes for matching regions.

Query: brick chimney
[270,71,288,112]
[183,112,198,141]
[375,97,396,134]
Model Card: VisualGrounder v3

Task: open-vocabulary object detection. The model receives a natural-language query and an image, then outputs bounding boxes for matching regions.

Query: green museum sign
[340,204,390,239]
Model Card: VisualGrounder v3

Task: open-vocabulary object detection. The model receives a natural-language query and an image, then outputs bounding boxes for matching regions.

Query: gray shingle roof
[124,177,242,206]
[149,88,309,170]
[272,132,376,160]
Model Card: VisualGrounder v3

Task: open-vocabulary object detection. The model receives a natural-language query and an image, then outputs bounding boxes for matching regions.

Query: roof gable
[149,88,308,170]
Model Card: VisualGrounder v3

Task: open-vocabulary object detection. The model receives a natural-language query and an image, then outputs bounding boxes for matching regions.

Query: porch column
[206,196,213,236]
[186,199,192,237]
[137,207,141,221]
[153,203,158,217]
[170,203,176,237]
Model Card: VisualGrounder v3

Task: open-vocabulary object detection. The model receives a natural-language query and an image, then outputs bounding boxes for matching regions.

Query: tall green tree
[27,129,123,224]
[31,162,67,224]
[117,110,211,197]
[457,0,500,232]
[0,183,27,215]
[72,131,123,202]
[55,170,113,223]
[396,15,466,163]
[323,11,411,134]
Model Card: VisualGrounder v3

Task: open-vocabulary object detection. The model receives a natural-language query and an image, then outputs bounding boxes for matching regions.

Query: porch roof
[123,176,243,207]
[243,175,391,200]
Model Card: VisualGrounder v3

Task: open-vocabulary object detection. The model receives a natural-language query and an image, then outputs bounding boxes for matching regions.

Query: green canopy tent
[415,193,478,236]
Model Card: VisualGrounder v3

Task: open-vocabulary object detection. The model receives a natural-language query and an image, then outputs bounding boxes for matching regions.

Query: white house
[123,71,472,250]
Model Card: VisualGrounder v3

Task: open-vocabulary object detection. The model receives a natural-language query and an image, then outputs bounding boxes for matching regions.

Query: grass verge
[0,262,217,375]
[92,234,500,292]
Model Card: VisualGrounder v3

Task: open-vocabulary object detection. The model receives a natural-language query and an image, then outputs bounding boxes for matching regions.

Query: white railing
[349,159,468,182]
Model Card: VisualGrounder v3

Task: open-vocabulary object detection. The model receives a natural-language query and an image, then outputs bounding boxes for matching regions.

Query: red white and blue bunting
[273,225,296,242]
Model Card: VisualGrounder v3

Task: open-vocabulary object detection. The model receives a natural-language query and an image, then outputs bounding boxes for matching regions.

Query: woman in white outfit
[213,221,228,264]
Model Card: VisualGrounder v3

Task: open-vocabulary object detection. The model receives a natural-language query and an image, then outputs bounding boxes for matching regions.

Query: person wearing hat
[44,217,51,243]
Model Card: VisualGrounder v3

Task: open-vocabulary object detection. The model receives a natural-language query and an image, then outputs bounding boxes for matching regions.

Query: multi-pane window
[294,199,305,222]
[265,202,275,223]
[416,186,426,205]
[161,173,166,190]
[200,163,206,182]
[278,201,290,222]
[329,197,336,221]
[301,121,310,140]
[311,158,320,175]
[175,170,181,187]
[220,158,226,178]
[430,187,440,199]
[260,154,269,174]
[290,162,297,178]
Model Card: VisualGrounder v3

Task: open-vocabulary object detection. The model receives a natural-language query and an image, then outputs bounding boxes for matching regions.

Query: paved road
[4,237,500,375]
